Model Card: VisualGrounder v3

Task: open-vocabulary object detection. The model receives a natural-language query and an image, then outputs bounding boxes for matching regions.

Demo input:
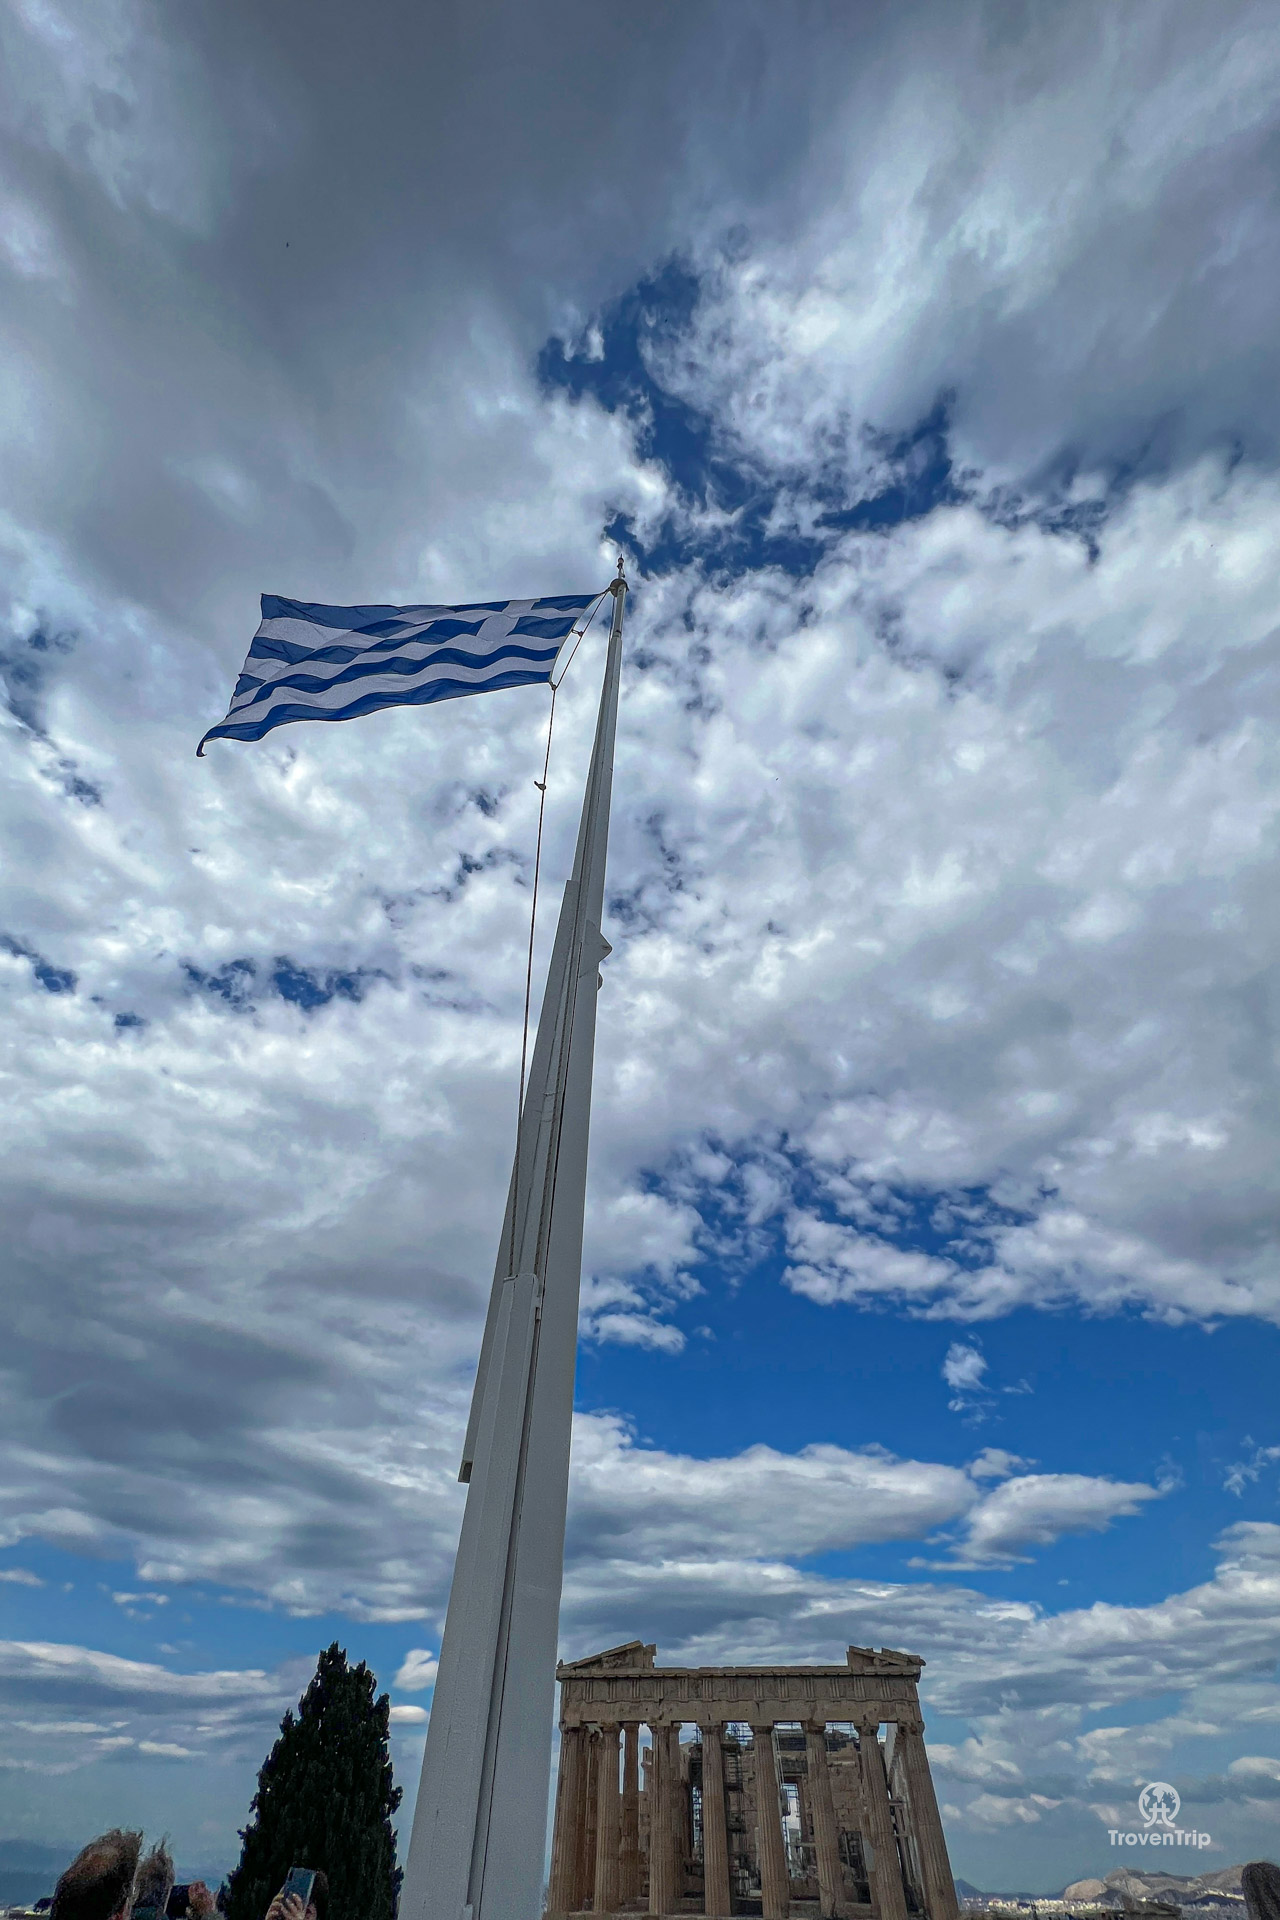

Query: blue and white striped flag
[197,591,601,755]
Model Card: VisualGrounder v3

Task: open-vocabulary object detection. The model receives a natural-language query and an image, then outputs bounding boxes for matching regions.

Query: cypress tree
[226,1643,402,1920]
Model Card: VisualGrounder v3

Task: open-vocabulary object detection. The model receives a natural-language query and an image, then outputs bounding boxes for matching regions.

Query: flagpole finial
[610,554,627,595]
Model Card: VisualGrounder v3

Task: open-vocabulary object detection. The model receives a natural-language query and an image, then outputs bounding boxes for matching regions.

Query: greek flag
[197,591,601,755]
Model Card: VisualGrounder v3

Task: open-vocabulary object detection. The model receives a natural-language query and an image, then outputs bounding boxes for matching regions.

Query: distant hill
[959,1867,1249,1910]
[0,1838,74,1910]
[956,1882,1047,1902]
[1062,1868,1246,1906]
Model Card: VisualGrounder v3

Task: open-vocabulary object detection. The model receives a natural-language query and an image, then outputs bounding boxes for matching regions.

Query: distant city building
[547,1641,960,1920]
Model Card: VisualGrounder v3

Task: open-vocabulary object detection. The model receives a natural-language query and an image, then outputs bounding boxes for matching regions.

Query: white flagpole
[401,564,628,1920]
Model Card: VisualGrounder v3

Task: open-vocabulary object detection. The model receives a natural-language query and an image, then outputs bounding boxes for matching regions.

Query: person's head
[51,1831,143,1920]
[131,1845,175,1920]
[1243,1863,1280,1920]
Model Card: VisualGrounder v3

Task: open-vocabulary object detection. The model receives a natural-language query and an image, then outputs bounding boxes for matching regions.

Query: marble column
[700,1723,732,1917]
[548,1725,587,1916]
[667,1725,687,1907]
[621,1723,642,1903]
[649,1725,676,1916]
[894,1720,959,1920]
[805,1723,845,1920]
[857,1722,907,1920]
[751,1725,790,1920]
[596,1722,622,1915]
[581,1730,601,1913]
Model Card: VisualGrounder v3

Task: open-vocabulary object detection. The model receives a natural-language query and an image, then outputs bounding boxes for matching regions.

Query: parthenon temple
[546,1642,960,1920]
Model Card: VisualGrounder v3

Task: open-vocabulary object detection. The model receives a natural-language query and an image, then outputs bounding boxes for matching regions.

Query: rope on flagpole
[510,584,612,1264]
[518,685,558,1132]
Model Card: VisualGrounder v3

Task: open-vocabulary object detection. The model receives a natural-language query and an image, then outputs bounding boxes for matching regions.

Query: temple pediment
[558,1639,656,1674]
[846,1643,925,1676]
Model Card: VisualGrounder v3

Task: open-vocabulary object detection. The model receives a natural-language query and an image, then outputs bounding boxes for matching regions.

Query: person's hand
[266,1896,305,1920]
[188,1886,216,1920]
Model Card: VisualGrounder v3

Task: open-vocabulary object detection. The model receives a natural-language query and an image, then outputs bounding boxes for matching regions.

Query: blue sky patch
[0,626,77,736]
[183,956,382,1011]
[183,957,258,1008]
[271,956,379,1008]
[540,263,969,578]
[2,933,77,994]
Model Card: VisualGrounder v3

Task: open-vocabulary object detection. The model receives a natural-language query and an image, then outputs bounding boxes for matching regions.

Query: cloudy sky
[3,0,1280,1895]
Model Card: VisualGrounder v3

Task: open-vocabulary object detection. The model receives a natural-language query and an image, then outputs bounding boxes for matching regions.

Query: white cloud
[393,1649,439,1693]
[963,1792,1043,1829]
[566,1414,974,1564]
[968,1450,1032,1483]
[942,1341,992,1414]
[1224,1441,1280,1496]
[564,1415,1161,1576]
[0,1639,276,1702]
[669,2,1280,480]
[585,1312,686,1353]
[0,1628,435,1847]
[785,1218,956,1308]
[957,1474,1166,1568]
[0,1637,300,1783]
[944,1345,987,1395]
[590,457,1280,1337]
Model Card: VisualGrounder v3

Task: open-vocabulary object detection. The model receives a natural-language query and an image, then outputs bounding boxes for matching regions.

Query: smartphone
[282,1871,316,1911]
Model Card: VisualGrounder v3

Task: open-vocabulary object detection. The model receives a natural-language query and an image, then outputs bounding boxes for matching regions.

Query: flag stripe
[225,645,564,721]
[206,666,558,742]
[198,591,600,753]
[225,642,564,715]
[249,620,489,664]
[259,595,516,628]
[233,633,556,686]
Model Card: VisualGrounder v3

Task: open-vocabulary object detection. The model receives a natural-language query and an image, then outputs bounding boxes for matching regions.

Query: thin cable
[549,586,608,691]
[508,586,612,1274]
[517,683,557,1136]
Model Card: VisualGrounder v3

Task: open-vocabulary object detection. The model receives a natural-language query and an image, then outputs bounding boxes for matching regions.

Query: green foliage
[225,1643,403,1920]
